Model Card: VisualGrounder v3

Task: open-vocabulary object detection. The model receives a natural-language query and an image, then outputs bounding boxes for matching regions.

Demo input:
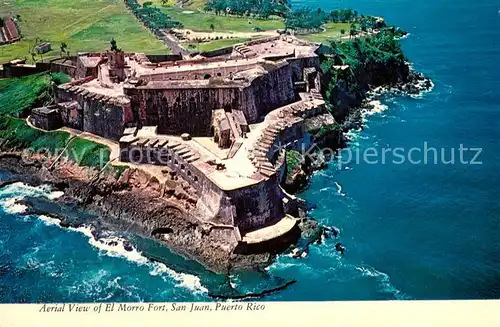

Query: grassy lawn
[185,37,249,51]
[0,115,111,167]
[0,0,168,63]
[0,73,110,168]
[0,73,70,116]
[139,0,210,11]
[300,22,352,43]
[163,7,284,32]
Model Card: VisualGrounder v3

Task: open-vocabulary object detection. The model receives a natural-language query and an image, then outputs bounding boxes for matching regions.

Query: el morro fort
[28,35,336,272]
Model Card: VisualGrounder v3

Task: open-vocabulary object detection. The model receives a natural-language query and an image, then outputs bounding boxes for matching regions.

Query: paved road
[161,31,192,56]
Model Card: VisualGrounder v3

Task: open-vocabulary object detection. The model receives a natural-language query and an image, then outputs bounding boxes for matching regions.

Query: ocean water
[1,0,499,302]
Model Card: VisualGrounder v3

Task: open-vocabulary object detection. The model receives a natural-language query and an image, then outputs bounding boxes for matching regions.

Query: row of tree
[124,0,182,32]
[285,7,387,33]
[204,0,290,19]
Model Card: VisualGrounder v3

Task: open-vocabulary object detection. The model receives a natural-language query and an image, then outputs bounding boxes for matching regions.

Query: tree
[0,18,4,28]
[349,24,358,39]
[340,29,345,35]
[110,38,118,51]
[285,7,324,32]
[161,0,168,6]
[60,42,68,57]
[209,23,215,32]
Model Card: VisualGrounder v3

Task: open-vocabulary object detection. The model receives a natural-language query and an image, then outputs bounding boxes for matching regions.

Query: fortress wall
[143,62,256,81]
[286,56,321,84]
[0,63,44,78]
[120,143,241,233]
[119,138,290,233]
[56,88,84,131]
[126,87,241,136]
[81,98,127,140]
[128,62,299,134]
[146,54,183,63]
[199,46,235,58]
[50,62,76,76]
[59,102,83,131]
[244,36,281,46]
[226,168,286,234]
[269,122,305,160]
[57,87,129,140]
[157,55,244,69]
[240,63,295,122]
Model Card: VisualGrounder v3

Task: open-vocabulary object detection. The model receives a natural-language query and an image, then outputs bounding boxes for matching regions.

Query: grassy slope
[164,7,285,32]
[299,22,352,43]
[0,73,110,168]
[0,0,168,63]
[0,115,111,167]
[0,72,70,116]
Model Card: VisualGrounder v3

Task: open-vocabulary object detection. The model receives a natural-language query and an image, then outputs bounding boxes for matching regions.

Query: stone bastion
[29,35,336,268]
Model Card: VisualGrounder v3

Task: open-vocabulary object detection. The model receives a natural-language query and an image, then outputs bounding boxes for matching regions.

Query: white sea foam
[355,265,410,300]
[150,261,208,294]
[334,182,346,197]
[0,182,65,214]
[78,229,207,294]
[1,197,28,214]
[38,214,61,226]
[410,78,435,99]
[0,182,208,296]
[364,100,389,116]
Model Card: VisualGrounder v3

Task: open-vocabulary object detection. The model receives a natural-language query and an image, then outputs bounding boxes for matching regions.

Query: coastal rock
[123,241,134,252]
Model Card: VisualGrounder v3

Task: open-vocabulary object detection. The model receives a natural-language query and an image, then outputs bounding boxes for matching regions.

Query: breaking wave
[0,182,63,214]
[0,182,208,296]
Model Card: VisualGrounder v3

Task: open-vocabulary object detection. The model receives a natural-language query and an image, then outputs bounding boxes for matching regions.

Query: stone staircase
[247,91,328,178]
[122,137,200,164]
[234,45,256,58]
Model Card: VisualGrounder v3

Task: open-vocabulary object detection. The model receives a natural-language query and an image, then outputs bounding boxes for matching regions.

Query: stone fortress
[30,35,336,269]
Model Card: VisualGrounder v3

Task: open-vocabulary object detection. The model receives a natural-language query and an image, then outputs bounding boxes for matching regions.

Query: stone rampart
[125,86,241,136]
[57,84,132,140]
[199,46,235,58]
[118,135,289,234]
[142,62,256,81]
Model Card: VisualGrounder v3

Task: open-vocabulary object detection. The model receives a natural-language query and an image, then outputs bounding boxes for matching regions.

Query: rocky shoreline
[0,37,432,278]
[0,152,336,275]
[284,69,433,193]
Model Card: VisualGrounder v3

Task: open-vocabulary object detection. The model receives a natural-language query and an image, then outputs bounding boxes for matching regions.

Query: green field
[0,115,111,168]
[163,7,284,32]
[300,22,352,43]
[0,73,111,168]
[0,0,357,63]
[0,72,70,116]
[185,37,249,51]
[0,0,168,63]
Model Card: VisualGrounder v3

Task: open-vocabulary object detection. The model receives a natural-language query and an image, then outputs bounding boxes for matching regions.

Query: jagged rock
[123,241,134,252]
[59,220,70,228]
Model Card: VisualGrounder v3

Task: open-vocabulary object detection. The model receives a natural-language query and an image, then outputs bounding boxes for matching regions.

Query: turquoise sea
[1,0,499,302]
